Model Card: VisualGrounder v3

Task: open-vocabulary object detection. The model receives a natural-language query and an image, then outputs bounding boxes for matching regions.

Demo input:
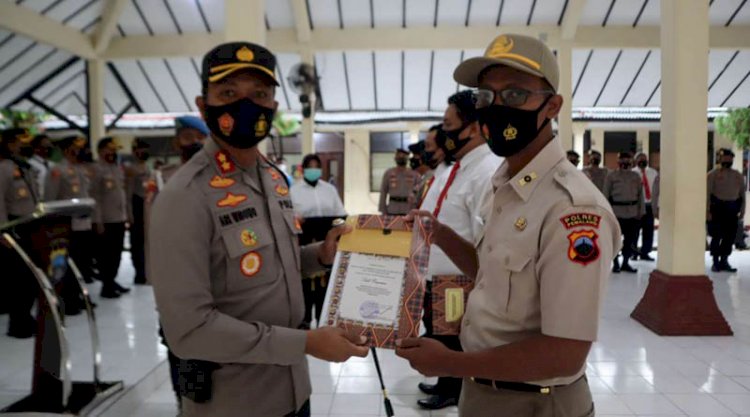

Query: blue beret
[175,116,210,136]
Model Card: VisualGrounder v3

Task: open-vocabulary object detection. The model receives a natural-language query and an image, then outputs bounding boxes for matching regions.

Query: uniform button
[524,175,533,183]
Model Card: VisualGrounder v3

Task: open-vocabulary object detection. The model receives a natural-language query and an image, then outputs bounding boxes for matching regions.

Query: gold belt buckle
[540,387,551,395]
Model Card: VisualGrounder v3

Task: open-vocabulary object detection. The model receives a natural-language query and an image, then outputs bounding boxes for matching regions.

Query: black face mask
[20,145,34,159]
[637,161,648,169]
[135,150,150,161]
[421,151,438,169]
[442,123,473,157]
[180,142,204,161]
[590,158,601,166]
[721,161,733,169]
[104,153,118,164]
[205,98,275,149]
[409,158,421,170]
[395,158,408,167]
[479,96,552,157]
[619,162,631,170]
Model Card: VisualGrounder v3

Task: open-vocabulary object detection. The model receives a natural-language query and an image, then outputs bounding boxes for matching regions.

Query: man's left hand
[395,337,458,377]
[318,224,352,265]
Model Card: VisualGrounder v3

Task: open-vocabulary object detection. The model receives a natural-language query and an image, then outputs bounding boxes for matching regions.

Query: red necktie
[433,161,461,217]
[641,169,651,200]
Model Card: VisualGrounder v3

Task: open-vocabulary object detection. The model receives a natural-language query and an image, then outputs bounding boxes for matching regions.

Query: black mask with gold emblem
[204,98,275,149]
[479,95,552,157]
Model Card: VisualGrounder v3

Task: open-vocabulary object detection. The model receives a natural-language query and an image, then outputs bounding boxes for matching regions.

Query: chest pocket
[485,242,533,322]
[221,217,277,290]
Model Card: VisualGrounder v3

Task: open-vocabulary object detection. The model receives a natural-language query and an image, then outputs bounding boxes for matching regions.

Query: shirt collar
[204,139,242,178]
[493,137,566,202]
[457,144,491,171]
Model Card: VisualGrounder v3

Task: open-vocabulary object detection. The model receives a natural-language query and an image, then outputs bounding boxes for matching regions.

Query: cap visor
[209,64,280,86]
[454,57,545,87]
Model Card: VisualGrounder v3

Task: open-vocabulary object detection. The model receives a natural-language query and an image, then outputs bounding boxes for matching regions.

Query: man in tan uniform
[397,33,620,417]
[707,148,745,272]
[1,128,40,338]
[125,139,151,285]
[583,150,608,193]
[90,137,130,298]
[379,148,418,215]
[149,42,368,417]
[603,152,645,273]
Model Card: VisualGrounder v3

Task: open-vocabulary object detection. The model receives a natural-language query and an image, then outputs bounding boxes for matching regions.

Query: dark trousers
[70,230,97,279]
[302,274,328,326]
[131,195,146,283]
[423,280,463,397]
[709,202,740,258]
[1,234,38,333]
[617,218,640,262]
[284,400,310,417]
[637,204,655,255]
[98,222,125,287]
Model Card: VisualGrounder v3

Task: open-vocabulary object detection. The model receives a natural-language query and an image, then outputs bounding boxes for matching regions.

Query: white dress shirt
[290,179,346,218]
[423,145,502,279]
[28,155,53,201]
[632,166,658,203]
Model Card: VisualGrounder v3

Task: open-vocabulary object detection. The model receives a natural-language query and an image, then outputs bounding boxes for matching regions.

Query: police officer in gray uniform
[149,42,368,417]
[603,152,645,273]
[707,148,745,272]
[1,128,40,338]
[90,137,130,298]
[583,150,608,192]
[379,149,419,215]
[125,139,151,285]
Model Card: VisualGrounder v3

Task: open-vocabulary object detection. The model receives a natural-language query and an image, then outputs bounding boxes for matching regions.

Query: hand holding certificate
[320,215,432,349]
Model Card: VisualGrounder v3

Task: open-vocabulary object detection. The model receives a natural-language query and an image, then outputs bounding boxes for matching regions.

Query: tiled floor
[3,250,750,416]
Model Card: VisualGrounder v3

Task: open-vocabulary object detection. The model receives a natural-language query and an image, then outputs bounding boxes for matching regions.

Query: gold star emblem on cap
[515,217,527,231]
[503,124,518,141]
[488,35,515,57]
[236,46,255,62]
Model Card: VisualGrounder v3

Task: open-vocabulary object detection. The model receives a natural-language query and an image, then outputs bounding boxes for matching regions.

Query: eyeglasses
[474,88,555,108]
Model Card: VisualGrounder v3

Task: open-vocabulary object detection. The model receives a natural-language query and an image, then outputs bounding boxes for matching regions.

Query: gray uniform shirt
[603,169,645,219]
[149,140,324,417]
[89,161,127,224]
[0,159,38,223]
[45,159,90,201]
[707,167,746,216]
[582,166,609,192]
[379,167,418,215]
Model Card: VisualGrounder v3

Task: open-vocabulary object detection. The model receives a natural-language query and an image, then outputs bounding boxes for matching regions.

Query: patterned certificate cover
[322,215,432,349]
[432,275,474,336]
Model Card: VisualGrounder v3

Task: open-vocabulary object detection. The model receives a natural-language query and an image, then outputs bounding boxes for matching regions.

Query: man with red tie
[632,152,658,261]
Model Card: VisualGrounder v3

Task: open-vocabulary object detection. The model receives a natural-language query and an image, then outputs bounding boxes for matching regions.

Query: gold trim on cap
[209,63,277,83]
[486,52,542,71]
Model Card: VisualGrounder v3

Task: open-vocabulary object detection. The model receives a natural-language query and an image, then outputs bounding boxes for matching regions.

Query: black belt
[389,196,408,202]
[610,201,638,206]
[470,375,584,395]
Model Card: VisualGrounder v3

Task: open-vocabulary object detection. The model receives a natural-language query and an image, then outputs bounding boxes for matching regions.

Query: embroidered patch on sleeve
[567,230,600,266]
[560,213,601,229]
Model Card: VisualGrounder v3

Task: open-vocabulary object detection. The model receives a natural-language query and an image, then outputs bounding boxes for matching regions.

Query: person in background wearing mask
[707,148,745,272]
[583,149,608,192]
[27,134,54,201]
[0,129,41,338]
[149,42,368,417]
[379,148,419,215]
[566,150,580,168]
[125,139,151,285]
[408,141,431,210]
[412,90,502,411]
[415,124,451,209]
[290,154,346,329]
[603,152,644,273]
[90,137,130,298]
[398,33,619,417]
[632,153,658,261]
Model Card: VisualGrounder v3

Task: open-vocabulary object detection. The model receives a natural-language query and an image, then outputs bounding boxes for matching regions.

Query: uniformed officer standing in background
[707,148,745,272]
[417,125,451,208]
[603,152,644,273]
[583,149,608,192]
[415,90,501,410]
[633,152,658,261]
[90,138,130,298]
[379,148,419,215]
[1,128,40,338]
[397,33,619,417]
[27,134,54,201]
[125,139,151,285]
[149,42,368,417]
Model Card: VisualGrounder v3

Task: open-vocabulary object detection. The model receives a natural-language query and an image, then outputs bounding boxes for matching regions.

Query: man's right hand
[404,209,448,247]
[305,326,369,363]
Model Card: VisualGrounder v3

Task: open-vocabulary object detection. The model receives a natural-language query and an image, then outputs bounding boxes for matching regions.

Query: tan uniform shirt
[379,167,418,215]
[149,140,324,417]
[0,159,38,223]
[602,169,645,219]
[582,166,608,192]
[89,161,127,225]
[461,138,620,387]
[707,167,746,216]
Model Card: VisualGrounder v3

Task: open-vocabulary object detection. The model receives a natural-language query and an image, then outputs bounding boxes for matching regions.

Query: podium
[1,199,123,415]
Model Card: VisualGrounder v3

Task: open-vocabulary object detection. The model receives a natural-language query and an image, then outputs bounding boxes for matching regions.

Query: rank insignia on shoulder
[560,213,601,229]
[210,175,236,189]
[240,228,258,248]
[295,217,302,231]
[217,192,247,208]
[215,151,235,175]
[240,252,262,277]
[275,184,289,196]
[267,167,281,181]
[567,230,600,266]
[13,168,21,178]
